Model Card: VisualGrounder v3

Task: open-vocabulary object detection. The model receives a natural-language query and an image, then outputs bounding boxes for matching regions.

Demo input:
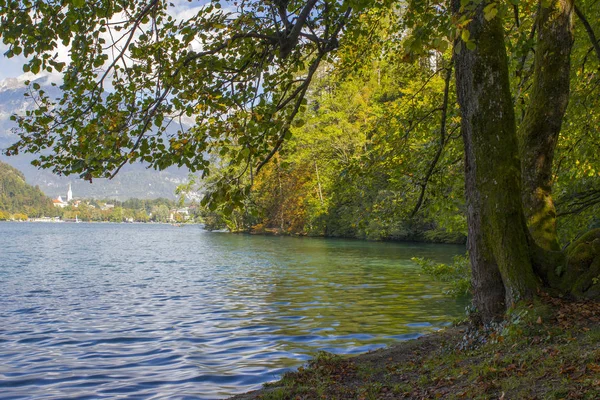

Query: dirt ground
[230,296,600,399]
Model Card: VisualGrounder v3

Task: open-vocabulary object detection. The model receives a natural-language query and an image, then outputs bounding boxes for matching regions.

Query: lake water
[0,222,467,399]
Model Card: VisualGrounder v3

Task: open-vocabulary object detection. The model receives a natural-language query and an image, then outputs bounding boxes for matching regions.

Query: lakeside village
[4,184,198,224]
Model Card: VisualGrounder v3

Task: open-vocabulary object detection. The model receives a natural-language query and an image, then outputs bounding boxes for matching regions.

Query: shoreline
[4,219,465,246]
[1,219,201,225]
[227,328,462,400]
[228,227,467,246]
[228,296,600,399]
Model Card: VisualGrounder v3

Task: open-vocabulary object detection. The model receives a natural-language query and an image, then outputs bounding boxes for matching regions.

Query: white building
[53,196,68,208]
[53,184,73,208]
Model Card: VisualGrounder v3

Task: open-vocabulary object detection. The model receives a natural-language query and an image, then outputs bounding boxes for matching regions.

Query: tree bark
[519,0,574,252]
[574,5,600,64]
[453,0,540,320]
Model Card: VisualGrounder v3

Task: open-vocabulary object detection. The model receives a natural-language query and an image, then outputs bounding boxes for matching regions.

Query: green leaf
[461,29,470,43]
[454,41,462,55]
[292,119,305,128]
[483,4,498,21]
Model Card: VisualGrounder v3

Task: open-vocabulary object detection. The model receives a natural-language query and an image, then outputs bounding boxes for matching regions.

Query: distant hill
[0,161,57,217]
[0,76,195,200]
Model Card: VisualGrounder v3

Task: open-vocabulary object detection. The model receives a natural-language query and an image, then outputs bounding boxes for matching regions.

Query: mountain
[0,160,57,217]
[0,75,193,201]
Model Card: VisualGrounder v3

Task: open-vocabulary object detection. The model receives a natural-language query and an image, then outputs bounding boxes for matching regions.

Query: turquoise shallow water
[0,222,467,399]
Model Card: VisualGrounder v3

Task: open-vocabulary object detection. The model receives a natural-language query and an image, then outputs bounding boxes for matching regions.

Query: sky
[0,43,29,81]
[0,0,214,83]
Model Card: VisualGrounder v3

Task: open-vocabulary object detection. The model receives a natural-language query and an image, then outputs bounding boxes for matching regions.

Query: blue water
[0,222,466,398]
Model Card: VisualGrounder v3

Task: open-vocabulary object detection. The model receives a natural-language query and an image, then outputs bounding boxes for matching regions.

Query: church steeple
[67,183,72,202]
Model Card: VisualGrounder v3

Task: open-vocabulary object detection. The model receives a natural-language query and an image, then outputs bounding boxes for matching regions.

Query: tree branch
[279,0,319,58]
[574,5,600,63]
[410,62,453,218]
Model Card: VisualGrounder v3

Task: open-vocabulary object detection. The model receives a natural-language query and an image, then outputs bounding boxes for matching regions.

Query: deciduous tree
[2,0,599,321]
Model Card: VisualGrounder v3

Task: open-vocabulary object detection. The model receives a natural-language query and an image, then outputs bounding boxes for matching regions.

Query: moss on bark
[561,229,600,297]
[519,0,574,251]
[454,0,541,319]
[452,0,598,320]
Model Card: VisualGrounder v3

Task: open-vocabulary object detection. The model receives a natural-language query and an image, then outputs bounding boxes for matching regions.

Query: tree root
[561,229,600,298]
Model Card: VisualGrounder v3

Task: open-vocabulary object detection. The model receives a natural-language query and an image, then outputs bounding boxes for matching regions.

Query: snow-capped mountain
[0,76,194,201]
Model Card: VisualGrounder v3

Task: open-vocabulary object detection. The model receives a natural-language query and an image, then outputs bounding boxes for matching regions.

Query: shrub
[413,254,471,297]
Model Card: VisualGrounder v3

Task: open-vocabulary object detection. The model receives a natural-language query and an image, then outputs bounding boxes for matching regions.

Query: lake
[0,222,467,399]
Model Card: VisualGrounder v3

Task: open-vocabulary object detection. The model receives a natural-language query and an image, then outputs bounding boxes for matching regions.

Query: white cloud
[0,1,232,85]
[0,40,68,85]
[171,5,207,22]
[0,44,29,80]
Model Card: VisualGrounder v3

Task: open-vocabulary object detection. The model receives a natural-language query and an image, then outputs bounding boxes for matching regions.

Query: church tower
[67,183,73,202]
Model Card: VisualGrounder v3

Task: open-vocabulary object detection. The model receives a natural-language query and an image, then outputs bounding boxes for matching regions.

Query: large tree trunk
[451,0,600,320]
[519,1,600,299]
[519,0,574,252]
[453,0,540,320]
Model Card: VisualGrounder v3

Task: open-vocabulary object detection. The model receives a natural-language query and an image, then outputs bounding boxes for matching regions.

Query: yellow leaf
[461,29,470,43]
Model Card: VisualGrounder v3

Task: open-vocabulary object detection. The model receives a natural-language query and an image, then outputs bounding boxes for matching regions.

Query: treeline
[250,60,465,243]
[60,198,198,223]
[0,161,198,223]
[193,17,599,245]
[195,58,467,243]
[0,161,59,220]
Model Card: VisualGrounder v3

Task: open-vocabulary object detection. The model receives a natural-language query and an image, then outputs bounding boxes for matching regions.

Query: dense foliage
[0,161,57,219]
[179,1,599,247]
[0,161,192,222]
[2,0,600,318]
[189,57,467,243]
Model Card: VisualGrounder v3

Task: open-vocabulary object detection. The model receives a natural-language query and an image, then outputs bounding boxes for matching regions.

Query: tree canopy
[0,160,57,218]
[2,0,600,320]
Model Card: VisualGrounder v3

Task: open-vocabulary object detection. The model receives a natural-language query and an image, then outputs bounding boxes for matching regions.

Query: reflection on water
[0,223,467,398]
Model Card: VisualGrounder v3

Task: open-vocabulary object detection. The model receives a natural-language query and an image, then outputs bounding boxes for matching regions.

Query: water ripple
[0,222,466,399]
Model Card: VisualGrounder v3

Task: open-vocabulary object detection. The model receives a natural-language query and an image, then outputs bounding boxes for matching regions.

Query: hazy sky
[0,0,213,83]
[0,43,29,81]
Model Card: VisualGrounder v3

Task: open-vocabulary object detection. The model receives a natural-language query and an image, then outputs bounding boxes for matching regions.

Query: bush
[12,213,28,221]
[413,254,471,297]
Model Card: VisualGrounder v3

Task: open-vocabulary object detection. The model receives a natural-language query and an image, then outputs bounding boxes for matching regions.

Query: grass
[231,295,600,399]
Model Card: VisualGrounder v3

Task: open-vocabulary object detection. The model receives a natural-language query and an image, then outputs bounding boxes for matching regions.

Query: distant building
[177,207,189,215]
[53,197,68,208]
[170,207,191,221]
[53,184,74,208]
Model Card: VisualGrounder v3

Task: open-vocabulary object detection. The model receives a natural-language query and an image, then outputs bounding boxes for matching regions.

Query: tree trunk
[453,0,540,320]
[314,160,324,205]
[449,0,600,318]
[276,158,285,232]
[519,0,574,252]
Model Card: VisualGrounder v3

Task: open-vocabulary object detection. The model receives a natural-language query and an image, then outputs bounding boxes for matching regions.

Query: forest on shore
[2,0,600,315]
[0,161,57,220]
[0,161,190,223]
[193,44,598,246]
